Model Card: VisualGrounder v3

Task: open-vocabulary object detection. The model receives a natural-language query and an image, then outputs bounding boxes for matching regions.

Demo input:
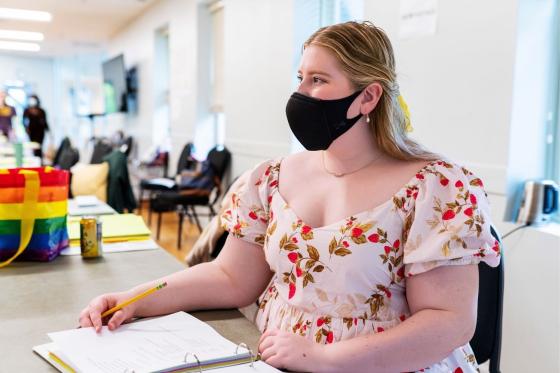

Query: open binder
[33,312,280,373]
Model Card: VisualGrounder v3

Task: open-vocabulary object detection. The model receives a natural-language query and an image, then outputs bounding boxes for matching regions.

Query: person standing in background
[0,91,16,139]
[23,94,50,159]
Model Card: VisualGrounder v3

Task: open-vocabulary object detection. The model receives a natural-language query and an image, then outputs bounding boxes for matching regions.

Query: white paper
[148,178,176,189]
[47,312,250,373]
[399,0,438,39]
[60,239,160,256]
[68,199,116,216]
[75,195,100,207]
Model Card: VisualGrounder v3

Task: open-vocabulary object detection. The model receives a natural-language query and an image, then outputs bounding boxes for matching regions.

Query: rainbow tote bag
[0,167,69,268]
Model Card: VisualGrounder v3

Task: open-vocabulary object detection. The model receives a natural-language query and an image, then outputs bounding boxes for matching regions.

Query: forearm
[323,309,474,373]
[129,261,252,317]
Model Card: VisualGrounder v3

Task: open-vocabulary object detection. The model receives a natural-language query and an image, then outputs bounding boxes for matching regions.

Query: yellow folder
[67,214,151,245]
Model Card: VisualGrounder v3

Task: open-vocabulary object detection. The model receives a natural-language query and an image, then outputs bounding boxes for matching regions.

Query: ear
[360,82,383,115]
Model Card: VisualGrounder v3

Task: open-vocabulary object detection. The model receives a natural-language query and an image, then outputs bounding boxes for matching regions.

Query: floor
[138,201,202,263]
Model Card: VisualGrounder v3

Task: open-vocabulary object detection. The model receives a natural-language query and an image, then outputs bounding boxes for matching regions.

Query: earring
[365,114,370,124]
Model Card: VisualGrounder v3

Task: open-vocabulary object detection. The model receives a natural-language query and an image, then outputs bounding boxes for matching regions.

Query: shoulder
[418,159,485,189]
[408,159,488,212]
[248,158,281,180]
[242,158,282,194]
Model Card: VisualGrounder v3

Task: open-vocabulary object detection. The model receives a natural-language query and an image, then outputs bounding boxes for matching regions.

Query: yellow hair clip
[398,95,413,133]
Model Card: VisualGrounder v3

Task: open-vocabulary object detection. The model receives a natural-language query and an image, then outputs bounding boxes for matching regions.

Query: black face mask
[285,90,363,151]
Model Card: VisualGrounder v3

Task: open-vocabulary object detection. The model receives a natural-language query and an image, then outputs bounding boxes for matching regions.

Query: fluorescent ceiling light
[0,40,40,52]
[0,7,52,22]
[0,29,44,41]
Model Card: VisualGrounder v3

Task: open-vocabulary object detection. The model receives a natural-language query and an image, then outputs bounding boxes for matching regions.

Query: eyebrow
[297,70,333,78]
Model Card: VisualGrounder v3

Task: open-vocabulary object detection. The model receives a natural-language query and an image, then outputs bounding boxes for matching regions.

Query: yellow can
[80,216,103,258]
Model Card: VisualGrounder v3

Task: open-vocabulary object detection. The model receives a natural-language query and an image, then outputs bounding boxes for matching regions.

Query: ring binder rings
[183,352,203,373]
[235,342,255,368]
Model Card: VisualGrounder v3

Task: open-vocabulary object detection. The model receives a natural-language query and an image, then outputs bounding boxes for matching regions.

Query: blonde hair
[304,21,437,161]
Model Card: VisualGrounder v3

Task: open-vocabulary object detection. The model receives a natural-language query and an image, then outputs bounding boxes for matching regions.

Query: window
[545,1,559,220]
[192,0,225,160]
[210,0,225,149]
[153,26,171,151]
[209,0,224,115]
[547,4,560,184]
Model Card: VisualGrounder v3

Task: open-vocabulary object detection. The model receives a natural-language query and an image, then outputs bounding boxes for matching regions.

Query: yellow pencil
[101,282,167,318]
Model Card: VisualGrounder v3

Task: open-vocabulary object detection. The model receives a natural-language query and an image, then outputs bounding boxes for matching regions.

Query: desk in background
[0,141,41,168]
[0,249,261,371]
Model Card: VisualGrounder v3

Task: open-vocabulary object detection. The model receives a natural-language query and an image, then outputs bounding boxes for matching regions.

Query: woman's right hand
[78,291,137,333]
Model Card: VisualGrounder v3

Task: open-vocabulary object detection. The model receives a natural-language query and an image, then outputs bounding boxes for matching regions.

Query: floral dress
[221,158,501,372]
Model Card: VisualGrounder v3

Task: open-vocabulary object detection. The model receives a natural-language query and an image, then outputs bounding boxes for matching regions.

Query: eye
[312,76,325,84]
[296,75,303,82]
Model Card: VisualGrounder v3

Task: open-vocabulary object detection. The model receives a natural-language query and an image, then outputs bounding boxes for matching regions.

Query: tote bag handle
[0,170,40,268]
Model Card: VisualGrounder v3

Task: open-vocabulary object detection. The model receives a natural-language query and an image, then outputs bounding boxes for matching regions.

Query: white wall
[108,0,198,170]
[365,1,517,196]
[223,0,294,177]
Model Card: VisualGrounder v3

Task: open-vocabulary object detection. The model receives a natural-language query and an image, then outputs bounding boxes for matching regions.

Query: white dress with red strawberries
[221,158,500,372]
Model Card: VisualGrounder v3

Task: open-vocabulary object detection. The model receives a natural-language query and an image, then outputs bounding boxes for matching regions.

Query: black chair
[150,145,231,248]
[90,137,114,164]
[138,142,196,218]
[470,225,504,373]
[57,147,80,170]
[52,137,71,167]
[53,137,80,170]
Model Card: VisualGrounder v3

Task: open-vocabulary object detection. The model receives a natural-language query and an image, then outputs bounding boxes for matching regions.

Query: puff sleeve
[220,159,276,246]
[402,161,501,277]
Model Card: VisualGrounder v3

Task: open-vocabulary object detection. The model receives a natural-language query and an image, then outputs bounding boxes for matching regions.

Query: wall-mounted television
[102,54,128,113]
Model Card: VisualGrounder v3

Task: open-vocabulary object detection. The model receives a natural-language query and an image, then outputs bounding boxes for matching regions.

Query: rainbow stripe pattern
[0,167,69,265]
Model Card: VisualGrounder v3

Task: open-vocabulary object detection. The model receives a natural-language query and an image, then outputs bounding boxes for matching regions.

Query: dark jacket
[103,150,137,213]
[24,107,49,144]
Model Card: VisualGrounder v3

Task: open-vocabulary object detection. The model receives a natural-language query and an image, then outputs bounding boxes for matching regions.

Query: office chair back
[470,225,503,373]
[90,138,114,164]
[56,147,80,170]
[206,146,231,205]
[53,137,71,166]
[207,146,231,181]
[176,142,196,174]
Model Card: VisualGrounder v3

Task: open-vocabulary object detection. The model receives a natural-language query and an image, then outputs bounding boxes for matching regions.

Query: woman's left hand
[258,329,329,372]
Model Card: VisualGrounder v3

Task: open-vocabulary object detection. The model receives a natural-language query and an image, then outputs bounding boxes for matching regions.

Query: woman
[79,21,500,372]
[23,94,49,158]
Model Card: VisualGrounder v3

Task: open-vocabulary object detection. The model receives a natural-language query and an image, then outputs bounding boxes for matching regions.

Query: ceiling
[0,0,158,56]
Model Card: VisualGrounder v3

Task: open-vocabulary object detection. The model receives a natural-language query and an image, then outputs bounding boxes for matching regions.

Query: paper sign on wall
[399,0,438,39]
